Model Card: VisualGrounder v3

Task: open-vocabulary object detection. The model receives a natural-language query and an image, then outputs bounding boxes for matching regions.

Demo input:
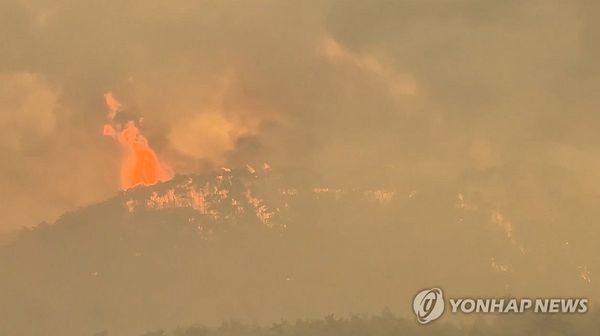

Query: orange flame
[103,92,172,190]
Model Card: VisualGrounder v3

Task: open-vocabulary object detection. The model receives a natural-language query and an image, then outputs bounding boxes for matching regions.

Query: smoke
[0,72,58,153]
[0,0,598,311]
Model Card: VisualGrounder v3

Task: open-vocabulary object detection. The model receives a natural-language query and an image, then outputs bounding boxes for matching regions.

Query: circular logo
[413,288,445,324]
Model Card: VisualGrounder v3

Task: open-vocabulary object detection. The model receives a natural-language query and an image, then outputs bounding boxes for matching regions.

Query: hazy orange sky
[1,2,600,335]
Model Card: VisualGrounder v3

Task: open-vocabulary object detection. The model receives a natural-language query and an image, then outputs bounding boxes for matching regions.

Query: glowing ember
[491,210,513,240]
[244,189,276,226]
[455,193,477,210]
[579,265,591,284]
[125,199,137,213]
[490,257,510,272]
[363,190,395,204]
[103,92,172,189]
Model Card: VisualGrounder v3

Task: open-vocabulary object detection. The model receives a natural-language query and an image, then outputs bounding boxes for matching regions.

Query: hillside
[0,167,595,336]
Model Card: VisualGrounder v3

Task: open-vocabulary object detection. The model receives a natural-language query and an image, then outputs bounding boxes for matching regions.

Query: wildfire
[103,92,172,189]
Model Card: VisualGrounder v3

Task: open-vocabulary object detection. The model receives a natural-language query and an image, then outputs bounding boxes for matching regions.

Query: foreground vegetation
[136,310,600,336]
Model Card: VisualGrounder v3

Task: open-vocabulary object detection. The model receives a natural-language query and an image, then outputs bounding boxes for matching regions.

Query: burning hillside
[0,86,593,335]
[99,91,397,231]
[120,164,397,229]
[0,87,591,336]
[0,162,594,336]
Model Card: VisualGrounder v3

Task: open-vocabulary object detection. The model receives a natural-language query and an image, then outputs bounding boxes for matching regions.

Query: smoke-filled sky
[1,0,600,247]
[3,2,600,335]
